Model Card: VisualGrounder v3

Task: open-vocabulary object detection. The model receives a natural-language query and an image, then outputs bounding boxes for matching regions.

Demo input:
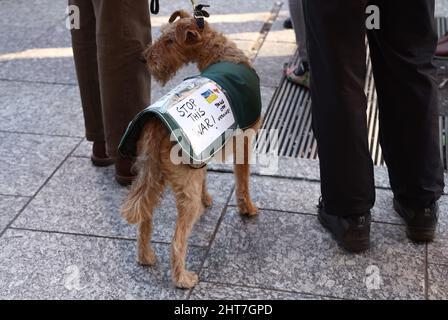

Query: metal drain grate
[257,17,448,169]
[437,18,448,170]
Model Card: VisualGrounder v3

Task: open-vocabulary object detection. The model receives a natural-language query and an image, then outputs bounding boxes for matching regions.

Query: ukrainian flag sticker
[201,88,219,103]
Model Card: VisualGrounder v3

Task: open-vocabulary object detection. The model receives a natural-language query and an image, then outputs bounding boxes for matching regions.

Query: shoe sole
[91,155,115,167]
[115,174,135,187]
[393,201,435,243]
[318,214,370,253]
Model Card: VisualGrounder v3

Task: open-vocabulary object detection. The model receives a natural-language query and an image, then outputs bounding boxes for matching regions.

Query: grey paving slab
[250,156,321,180]
[0,132,80,197]
[205,0,275,15]
[0,27,41,56]
[0,0,66,54]
[427,195,448,265]
[253,41,297,87]
[148,0,274,17]
[0,229,205,299]
[260,85,277,114]
[0,23,77,84]
[374,165,392,189]
[230,175,320,214]
[436,0,448,17]
[250,156,392,190]
[254,156,321,180]
[72,139,91,158]
[210,20,265,42]
[0,195,29,234]
[428,263,448,300]
[190,282,322,300]
[373,188,403,225]
[232,40,255,56]
[0,80,84,137]
[201,208,426,300]
[228,175,400,224]
[208,157,393,197]
[0,0,66,29]
[74,141,402,228]
[13,157,234,246]
[445,175,448,194]
[265,9,297,44]
[430,241,448,266]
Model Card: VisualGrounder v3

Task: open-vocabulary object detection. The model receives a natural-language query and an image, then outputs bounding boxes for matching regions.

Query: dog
[120,10,261,289]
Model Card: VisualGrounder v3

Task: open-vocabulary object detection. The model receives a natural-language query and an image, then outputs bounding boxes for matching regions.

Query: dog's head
[143,10,209,85]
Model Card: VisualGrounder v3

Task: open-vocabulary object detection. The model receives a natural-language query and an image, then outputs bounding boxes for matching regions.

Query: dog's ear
[169,10,190,23]
[175,25,203,46]
[176,19,202,46]
[176,28,202,45]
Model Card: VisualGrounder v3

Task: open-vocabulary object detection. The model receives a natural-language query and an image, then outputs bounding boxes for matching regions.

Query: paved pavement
[0,0,448,300]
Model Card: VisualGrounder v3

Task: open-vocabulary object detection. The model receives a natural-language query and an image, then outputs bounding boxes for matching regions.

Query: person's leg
[367,0,444,241]
[93,0,151,160]
[289,0,307,62]
[304,0,372,252]
[304,0,374,216]
[69,0,109,161]
[367,0,444,209]
[286,0,309,87]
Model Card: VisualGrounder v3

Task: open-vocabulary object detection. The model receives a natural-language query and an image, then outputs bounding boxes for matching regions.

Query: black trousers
[303,0,444,216]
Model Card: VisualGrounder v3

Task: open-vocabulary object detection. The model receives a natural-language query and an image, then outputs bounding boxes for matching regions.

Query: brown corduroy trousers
[69,0,151,158]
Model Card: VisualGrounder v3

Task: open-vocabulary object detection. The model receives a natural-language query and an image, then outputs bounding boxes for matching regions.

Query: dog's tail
[121,119,165,224]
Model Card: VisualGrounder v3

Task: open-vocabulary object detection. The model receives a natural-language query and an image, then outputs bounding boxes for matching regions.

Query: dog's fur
[121,10,260,289]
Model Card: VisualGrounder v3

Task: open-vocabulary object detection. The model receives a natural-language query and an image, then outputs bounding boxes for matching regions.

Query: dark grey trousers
[303,0,444,215]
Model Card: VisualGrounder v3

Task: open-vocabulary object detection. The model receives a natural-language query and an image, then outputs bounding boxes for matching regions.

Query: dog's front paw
[202,192,213,208]
[238,199,258,216]
[137,248,157,266]
[174,271,199,289]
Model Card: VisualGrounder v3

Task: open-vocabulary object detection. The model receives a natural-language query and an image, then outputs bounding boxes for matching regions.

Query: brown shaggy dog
[121,10,260,289]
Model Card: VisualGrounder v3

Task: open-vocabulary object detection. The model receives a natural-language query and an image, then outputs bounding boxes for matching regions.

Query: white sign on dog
[167,82,236,155]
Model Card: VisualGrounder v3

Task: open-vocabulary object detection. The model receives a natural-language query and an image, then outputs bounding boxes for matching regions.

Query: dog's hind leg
[137,219,158,265]
[233,132,258,216]
[201,175,213,208]
[121,123,166,265]
[167,167,206,289]
[122,162,165,265]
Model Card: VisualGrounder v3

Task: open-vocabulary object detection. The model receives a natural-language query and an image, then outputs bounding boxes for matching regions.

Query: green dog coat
[118,62,261,166]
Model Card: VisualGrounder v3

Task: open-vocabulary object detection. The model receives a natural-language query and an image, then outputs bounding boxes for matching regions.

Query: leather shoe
[115,157,136,186]
[91,141,114,167]
[393,198,438,242]
[318,198,371,253]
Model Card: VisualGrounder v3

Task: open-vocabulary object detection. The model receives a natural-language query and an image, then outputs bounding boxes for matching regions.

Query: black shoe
[283,17,293,29]
[318,198,371,253]
[393,198,438,242]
